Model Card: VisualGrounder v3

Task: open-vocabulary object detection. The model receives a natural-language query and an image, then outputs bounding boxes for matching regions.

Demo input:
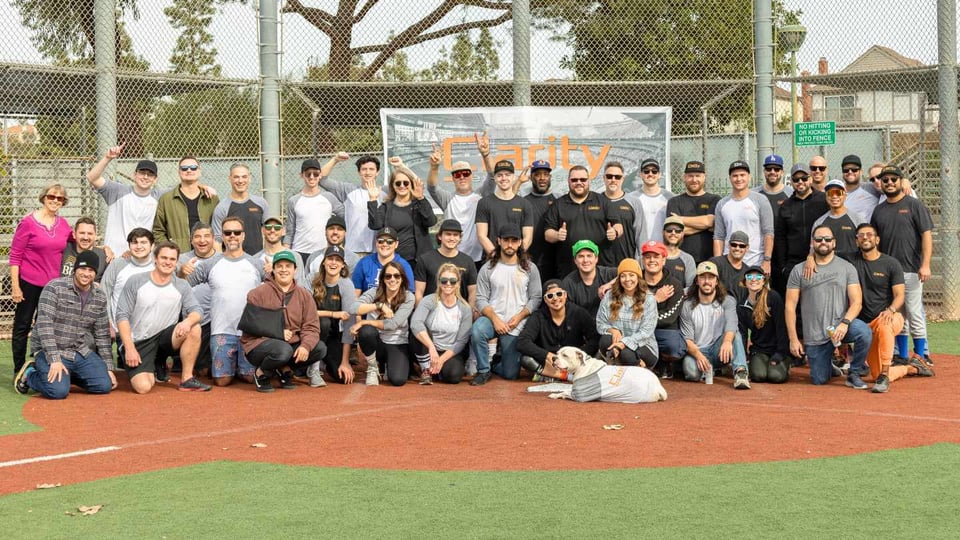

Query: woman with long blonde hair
[596,258,659,368]
[410,263,473,384]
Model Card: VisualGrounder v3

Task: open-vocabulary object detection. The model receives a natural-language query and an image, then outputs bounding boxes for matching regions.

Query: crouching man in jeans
[680,261,751,390]
[15,251,116,398]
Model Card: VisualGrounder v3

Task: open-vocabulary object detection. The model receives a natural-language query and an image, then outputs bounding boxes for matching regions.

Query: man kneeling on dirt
[15,251,116,398]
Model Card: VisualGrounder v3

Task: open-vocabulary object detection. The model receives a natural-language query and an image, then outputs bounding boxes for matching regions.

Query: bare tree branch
[353,13,511,55]
[353,0,381,24]
[282,0,335,33]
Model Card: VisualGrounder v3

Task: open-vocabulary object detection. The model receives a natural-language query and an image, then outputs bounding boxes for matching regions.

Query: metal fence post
[259,0,283,213]
[937,0,960,319]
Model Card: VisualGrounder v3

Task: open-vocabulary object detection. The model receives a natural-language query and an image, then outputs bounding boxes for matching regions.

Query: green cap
[571,239,599,256]
[272,250,299,268]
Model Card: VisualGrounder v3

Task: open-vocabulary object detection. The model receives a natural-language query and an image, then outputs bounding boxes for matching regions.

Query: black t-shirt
[736,288,789,355]
[560,265,617,315]
[476,195,534,253]
[228,200,267,255]
[383,202,417,263]
[525,192,558,281]
[646,273,684,329]
[516,303,600,363]
[543,192,618,278]
[709,255,747,301]
[759,190,789,215]
[851,252,905,322]
[665,192,721,263]
[599,193,638,267]
[870,196,934,273]
[665,256,689,287]
[817,213,861,262]
[181,188,201,233]
[414,249,478,299]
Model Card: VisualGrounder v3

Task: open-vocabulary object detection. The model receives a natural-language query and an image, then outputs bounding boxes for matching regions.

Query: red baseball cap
[640,240,667,258]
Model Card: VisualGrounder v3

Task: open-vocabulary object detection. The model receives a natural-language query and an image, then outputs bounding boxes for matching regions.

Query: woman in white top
[410,263,473,385]
[350,260,415,387]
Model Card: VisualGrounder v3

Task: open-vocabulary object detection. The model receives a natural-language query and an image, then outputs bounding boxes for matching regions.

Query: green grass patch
[927,320,960,355]
[0,342,38,436]
[1,444,959,538]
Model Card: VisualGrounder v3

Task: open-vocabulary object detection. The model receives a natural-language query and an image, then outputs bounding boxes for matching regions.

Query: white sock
[415,354,430,372]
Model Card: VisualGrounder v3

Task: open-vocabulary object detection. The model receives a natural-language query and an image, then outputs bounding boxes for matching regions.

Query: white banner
[380,106,673,193]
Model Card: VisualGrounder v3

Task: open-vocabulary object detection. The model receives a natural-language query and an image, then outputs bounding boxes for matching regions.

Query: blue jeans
[805,318,872,385]
[470,317,521,380]
[655,329,687,360]
[28,351,113,399]
[682,333,747,381]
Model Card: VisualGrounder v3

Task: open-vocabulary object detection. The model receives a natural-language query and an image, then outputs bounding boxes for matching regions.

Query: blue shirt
[351,254,414,293]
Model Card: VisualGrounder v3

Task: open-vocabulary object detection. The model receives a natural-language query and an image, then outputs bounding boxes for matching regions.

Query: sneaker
[254,372,274,393]
[155,359,169,383]
[924,353,934,366]
[872,374,890,393]
[277,370,296,389]
[846,373,868,390]
[830,362,843,377]
[733,368,751,390]
[306,363,326,388]
[14,361,35,395]
[470,371,492,386]
[178,377,212,392]
[661,362,675,380]
[419,370,433,385]
[531,373,559,384]
[891,355,909,366]
[365,364,380,386]
[908,355,935,377]
[840,362,851,376]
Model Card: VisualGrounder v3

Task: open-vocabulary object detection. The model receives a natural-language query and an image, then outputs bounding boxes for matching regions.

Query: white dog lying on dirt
[547,346,668,403]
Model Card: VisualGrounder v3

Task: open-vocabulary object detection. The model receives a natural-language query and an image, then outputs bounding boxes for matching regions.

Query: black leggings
[357,325,411,386]
[12,278,44,373]
[599,334,658,369]
[247,339,326,373]
[409,339,466,384]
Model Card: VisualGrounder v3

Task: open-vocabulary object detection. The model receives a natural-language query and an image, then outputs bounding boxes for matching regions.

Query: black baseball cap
[326,215,346,230]
[74,250,100,272]
[439,219,462,233]
[684,160,705,174]
[301,159,322,172]
[729,160,750,174]
[377,227,398,240]
[135,160,158,175]
[498,223,522,239]
[494,160,515,174]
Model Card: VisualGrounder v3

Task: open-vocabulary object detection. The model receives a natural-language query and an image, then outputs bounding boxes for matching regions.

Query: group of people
[11,135,937,399]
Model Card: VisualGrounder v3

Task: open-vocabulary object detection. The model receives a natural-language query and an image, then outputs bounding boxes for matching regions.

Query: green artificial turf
[1,444,959,539]
[0,344,38,436]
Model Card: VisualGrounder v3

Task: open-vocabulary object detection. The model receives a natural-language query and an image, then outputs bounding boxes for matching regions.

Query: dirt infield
[1,356,958,495]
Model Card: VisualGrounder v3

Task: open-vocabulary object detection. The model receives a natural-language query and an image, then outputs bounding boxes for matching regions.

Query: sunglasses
[764,166,782,172]
[663,226,683,234]
[44,194,66,203]
[304,171,322,178]
[881,177,900,184]
[383,272,402,280]
[745,274,765,282]
[377,238,396,245]
[222,230,244,237]
[452,170,471,179]
[729,242,747,249]
[642,168,659,174]
[855,232,876,239]
[813,236,834,243]
[809,165,827,172]
[792,175,810,182]
[179,164,199,171]
[394,180,410,188]
[263,224,283,231]
[842,167,860,173]
[869,176,880,182]
[569,177,589,183]
[439,277,459,285]
[826,189,845,196]
[605,174,623,180]
[544,290,566,300]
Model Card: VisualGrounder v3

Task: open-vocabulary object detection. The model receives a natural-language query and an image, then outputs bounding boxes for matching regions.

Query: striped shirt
[31,276,113,369]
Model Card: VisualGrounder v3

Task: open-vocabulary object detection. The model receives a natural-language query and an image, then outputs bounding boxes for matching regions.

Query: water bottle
[826,325,841,347]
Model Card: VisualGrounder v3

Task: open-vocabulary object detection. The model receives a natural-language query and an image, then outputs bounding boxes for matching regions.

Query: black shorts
[121,324,178,378]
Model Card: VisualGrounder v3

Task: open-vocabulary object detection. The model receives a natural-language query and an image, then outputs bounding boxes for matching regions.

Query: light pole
[779,24,807,164]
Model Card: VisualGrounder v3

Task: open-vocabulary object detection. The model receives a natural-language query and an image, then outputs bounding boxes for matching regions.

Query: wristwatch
[840,318,851,325]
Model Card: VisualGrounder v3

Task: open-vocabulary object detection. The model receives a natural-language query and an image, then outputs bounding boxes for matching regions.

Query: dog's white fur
[547,346,668,403]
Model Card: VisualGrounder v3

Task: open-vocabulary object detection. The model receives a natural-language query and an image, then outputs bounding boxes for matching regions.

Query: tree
[165,0,223,76]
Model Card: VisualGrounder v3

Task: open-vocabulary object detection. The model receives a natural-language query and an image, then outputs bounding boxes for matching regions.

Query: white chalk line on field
[0,401,432,470]
[694,397,960,424]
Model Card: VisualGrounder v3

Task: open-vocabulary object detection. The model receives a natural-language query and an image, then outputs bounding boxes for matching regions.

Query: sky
[0,1,949,82]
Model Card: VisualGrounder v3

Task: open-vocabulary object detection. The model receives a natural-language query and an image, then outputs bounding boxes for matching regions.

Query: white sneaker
[366,362,380,386]
[306,362,326,387]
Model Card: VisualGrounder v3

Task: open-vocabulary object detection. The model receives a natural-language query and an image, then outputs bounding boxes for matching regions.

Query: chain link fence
[0,0,955,332]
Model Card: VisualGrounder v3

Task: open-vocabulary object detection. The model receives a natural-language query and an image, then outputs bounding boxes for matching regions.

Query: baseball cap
[790,163,811,176]
[841,155,862,168]
[530,159,552,172]
[135,160,158,175]
[323,245,345,261]
[743,265,765,277]
[439,219,462,233]
[451,160,471,173]
[301,159,322,172]
[377,227,398,240]
[543,278,564,291]
[729,231,750,245]
[326,215,346,230]
[263,216,283,225]
[571,239,599,256]
[696,261,719,276]
[684,160,706,174]
[663,215,685,229]
[729,160,750,174]
[74,250,99,272]
[272,250,298,268]
[640,240,667,258]
[494,160,515,174]
[879,165,903,178]
[763,154,784,168]
[640,158,661,171]
[824,179,846,192]
[498,223,522,239]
